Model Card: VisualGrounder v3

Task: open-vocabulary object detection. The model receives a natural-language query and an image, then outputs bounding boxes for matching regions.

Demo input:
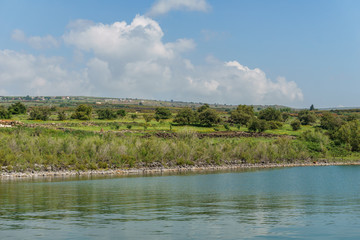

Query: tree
[197,104,210,113]
[334,120,360,151]
[229,105,254,125]
[0,106,11,119]
[97,109,117,120]
[298,110,317,125]
[8,102,26,115]
[71,104,93,120]
[155,107,172,120]
[198,108,220,127]
[310,104,315,111]
[258,107,282,121]
[320,112,343,131]
[117,109,126,118]
[29,107,51,121]
[173,107,197,125]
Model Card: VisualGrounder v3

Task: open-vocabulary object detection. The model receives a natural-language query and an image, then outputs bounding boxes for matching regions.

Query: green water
[1,166,360,239]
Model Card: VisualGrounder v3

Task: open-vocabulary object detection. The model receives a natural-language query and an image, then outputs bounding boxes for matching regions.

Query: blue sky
[0,0,359,108]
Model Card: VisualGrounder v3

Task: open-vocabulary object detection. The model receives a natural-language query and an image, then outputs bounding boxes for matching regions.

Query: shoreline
[2,161,360,179]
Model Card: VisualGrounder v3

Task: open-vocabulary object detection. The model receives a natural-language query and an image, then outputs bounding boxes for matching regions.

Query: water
[1,166,360,239]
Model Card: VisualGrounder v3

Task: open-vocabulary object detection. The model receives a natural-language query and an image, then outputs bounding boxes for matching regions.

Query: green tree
[71,104,93,120]
[229,105,254,125]
[8,102,26,115]
[198,108,220,127]
[334,120,360,151]
[0,106,11,119]
[117,109,126,118]
[173,107,197,125]
[29,107,51,121]
[320,112,343,131]
[197,104,210,113]
[258,107,282,121]
[310,104,315,111]
[155,107,172,120]
[298,110,317,125]
[97,109,117,120]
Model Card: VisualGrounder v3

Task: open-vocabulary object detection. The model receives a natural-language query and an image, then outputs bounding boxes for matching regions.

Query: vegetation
[71,104,93,120]
[1,97,360,172]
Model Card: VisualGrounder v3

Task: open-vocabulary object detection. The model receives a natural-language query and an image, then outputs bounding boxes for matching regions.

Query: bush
[333,120,360,151]
[320,112,343,131]
[248,118,268,132]
[143,114,153,123]
[229,105,254,125]
[198,108,220,127]
[71,104,92,120]
[0,107,11,119]
[291,119,301,131]
[29,107,51,121]
[97,109,117,120]
[8,102,26,115]
[57,111,67,121]
[173,107,197,125]
[298,110,317,125]
[258,108,282,121]
[155,107,172,120]
[117,109,126,118]
[267,121,283,130]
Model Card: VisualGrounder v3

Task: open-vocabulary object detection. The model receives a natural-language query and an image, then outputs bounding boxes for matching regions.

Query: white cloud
[11,29,59,49]
[3,15,303,106]
[0,50,90,96]
[147,0,210,16]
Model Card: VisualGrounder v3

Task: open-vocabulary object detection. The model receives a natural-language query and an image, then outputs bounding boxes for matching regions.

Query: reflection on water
[1,166,360,239]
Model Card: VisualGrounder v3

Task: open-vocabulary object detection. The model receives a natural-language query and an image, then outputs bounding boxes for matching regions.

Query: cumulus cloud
[11,29,59,49]
[147,0,210,16]
[0,50,90,96]
[3,15,303,105]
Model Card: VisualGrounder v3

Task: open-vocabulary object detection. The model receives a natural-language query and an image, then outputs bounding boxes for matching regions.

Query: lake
[1,166,360,239]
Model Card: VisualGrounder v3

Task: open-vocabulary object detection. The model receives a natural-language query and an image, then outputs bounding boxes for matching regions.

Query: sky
[0,0,359,108]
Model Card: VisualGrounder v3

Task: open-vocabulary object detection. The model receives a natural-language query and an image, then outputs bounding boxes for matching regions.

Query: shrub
[320,112,343,131]
[173,107,197,125]
[229,105,254,125]
[8,102,27,115]
[333,120,360,151]
[258,108,282,121]
[198,108,220,127]
[298,110,317,125]
[97,109,117,120]
[29,107,51,121]
[143,114,153,123]
[71,104,92,120]
[57,111,67,121]
[0,107,11,119]
[291,119,301,131]
[117,109,126,118]
[155,107,172,120]
[248,118,268,132]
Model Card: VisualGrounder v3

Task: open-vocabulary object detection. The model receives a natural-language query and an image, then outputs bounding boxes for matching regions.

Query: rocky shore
[1,161,360,179]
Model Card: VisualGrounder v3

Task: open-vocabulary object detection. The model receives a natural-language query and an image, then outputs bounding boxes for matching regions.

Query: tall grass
[0,127,323,172]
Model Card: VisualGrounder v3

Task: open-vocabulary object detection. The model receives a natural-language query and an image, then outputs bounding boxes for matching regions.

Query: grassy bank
[0,126,358,173]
